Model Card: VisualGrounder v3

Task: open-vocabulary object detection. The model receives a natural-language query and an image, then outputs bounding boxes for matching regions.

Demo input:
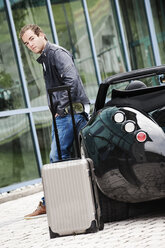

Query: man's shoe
[24,201,46,219]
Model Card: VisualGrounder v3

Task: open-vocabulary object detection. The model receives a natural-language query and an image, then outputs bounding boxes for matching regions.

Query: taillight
[136,131,147,142]
[113,111,125,123]
[123,121,136,133]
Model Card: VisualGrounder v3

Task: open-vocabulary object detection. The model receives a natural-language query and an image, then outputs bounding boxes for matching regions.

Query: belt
[64,103,84,114]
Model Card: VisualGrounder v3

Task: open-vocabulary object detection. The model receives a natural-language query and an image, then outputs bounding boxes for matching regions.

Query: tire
[98,186,165,222]
[97,186,129,223]
[128,197,165,218]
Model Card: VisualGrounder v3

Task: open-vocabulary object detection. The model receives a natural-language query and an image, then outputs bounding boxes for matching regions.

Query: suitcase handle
[48,86,81,160]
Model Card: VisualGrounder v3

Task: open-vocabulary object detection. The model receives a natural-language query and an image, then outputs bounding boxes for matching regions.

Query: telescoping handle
[48,85,81,161]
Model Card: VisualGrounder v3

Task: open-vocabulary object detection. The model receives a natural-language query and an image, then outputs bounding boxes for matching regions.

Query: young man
[19,24,90,218]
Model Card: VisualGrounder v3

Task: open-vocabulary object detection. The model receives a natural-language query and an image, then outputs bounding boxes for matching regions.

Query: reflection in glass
[150,0,165,64]
[50,0,98,100]
[0,114,39,187]
[33,110,52,165]
[119,0,155,69]
[0,2,25,111]
[87,0,126,81]
[10,0,53,108]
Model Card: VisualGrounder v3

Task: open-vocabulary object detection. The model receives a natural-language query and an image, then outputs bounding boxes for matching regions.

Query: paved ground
[1,184,165,248]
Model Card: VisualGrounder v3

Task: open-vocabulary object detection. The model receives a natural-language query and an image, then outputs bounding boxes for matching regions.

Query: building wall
[0,0,164,192]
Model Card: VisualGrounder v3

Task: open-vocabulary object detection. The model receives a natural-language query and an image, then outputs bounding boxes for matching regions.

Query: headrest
[125,80,147,90]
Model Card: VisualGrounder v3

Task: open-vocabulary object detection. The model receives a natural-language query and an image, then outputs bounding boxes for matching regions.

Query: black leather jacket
[37,42,90,116]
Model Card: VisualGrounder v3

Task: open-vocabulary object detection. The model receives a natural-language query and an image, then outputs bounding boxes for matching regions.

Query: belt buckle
[65,103,84,114]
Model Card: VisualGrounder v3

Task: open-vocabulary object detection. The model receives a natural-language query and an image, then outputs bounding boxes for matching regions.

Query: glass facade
[51,0,99,100]
[0,2,25,111]
[33,110,52,165]
[11,0,53,107]
[150,0,165,64]
[119,0,155,69]
[87,0,126,80]
[0,113,39,187]
[0,0,164,192]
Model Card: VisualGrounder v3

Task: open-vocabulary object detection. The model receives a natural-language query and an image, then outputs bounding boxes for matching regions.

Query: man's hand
[55,113,59,118]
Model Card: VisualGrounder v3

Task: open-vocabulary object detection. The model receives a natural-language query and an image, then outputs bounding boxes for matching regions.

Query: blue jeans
[42,113,87,206]
[50,113,87,162]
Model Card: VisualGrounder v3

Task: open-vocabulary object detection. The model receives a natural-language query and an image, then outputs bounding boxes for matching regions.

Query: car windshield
[105,75,161,103]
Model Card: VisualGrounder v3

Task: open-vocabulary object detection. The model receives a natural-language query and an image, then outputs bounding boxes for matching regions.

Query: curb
[0,183,43,204]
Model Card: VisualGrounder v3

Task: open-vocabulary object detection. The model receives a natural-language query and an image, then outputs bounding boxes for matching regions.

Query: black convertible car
[80,65,165,222]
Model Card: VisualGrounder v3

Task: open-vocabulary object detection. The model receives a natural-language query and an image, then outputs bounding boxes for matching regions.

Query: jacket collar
[36,41,50,64]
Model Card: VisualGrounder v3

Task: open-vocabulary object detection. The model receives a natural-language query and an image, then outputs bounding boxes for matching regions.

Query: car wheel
[97,186,129,222]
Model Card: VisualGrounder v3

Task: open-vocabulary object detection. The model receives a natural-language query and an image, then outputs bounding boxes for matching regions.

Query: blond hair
[19,24,47,40]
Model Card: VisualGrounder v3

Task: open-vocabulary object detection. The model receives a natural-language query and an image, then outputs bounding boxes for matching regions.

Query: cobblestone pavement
[1,187,165,248]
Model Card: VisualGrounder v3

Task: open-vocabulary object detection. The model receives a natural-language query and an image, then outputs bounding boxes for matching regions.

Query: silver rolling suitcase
[42,86,103,238]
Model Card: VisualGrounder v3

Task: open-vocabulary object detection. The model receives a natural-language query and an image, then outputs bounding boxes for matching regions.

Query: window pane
[10,0,53,107]
[0,2,25,111]
[0,114,39,188]
[87,0,126,80]
[50,0,98,101]
[119,0,155,69]
[33,110,52,165]
[150,0,165,64]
